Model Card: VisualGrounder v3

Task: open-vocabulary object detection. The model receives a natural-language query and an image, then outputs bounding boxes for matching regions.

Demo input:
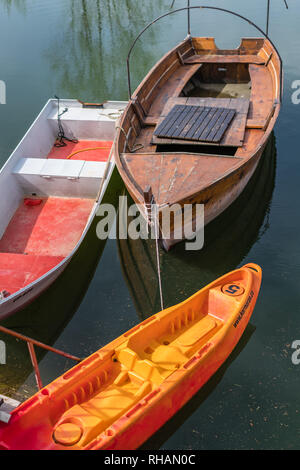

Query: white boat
[0,98,127,320]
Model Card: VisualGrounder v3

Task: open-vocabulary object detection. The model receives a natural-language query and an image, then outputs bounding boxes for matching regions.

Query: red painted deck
[0,253,64,295]
[47,140,113,161]
[0,197,94,295]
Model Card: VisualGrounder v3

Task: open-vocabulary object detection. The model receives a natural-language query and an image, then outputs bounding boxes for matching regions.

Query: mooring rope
[116,125,144,153]
[145,198,164,312]
[154,206,164,312]
[99,109,125,120]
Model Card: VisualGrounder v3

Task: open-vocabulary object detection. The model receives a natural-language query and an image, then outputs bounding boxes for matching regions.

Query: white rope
[98,108,125,120]
[115,125,144,153]
[151,203,164,311]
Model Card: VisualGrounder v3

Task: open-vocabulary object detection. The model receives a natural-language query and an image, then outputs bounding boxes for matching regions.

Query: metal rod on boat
[126,6,284,102]
[0,325,82,364]
[143,185,153,220]
[266,0,270,35]
[267,0,288,35]
[0,324,82,391]
[187,0,191,36]
[27,342,43,390]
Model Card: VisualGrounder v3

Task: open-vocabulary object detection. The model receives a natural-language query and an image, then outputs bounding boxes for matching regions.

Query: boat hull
[100,267,261,449]
[0,99,127,320]
[161,144,264,250]
[0,257,71,320]
[102,312,251,450]
[0,264,261,450]
[114,35,281,250]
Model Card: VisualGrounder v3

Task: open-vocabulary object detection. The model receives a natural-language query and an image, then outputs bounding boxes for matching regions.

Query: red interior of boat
[0,197,95,257]
[0,139,114,297]
[47,140,113,161]
[0,197,95,295]
[0,253,64,296]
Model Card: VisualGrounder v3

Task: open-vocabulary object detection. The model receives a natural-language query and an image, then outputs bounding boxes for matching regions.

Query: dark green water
[0,0,299,450]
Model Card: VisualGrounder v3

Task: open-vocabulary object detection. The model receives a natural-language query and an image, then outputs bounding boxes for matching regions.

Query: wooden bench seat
[146,63,202,121]
[184,54,266,65]
[246,64,275,129]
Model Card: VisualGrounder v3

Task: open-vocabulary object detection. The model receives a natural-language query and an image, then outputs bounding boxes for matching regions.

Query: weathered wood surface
[184,54,265,65]
[146,63,202,120]
[247,64,274,125]
[191,37,265,55]
[133,37,194,116]
[120,152,241,206]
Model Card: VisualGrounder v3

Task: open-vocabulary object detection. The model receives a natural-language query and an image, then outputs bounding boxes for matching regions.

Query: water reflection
[46,0,166,101]
[0,219,106,400]
[117,133,277,320]
[0,0,26,14]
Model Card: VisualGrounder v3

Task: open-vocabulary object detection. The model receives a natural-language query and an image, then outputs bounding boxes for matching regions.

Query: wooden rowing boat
[0,99,127,320]
[0,263,261,450]
[117,133,276,319]
[114,10,281,250]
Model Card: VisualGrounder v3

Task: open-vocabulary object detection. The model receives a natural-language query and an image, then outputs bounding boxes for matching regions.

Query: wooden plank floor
[120,152,240,206]
[184,54,266,65]
[154,104,236,143]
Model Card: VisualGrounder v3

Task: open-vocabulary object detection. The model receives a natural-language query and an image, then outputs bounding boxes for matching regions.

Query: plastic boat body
[0,263,261,450]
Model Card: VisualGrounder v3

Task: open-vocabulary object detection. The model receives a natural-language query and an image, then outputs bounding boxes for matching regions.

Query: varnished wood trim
[121,151,243,160]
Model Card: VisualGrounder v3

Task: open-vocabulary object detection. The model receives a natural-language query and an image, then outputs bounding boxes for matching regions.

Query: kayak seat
[116,347,159,382]
[53,372,152,447]
[114,308,221,384]
[175,315,217,350]
[149,344,187,371]
[115,345,179,384]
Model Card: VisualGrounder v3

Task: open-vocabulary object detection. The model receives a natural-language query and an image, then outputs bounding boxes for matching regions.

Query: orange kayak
[0,263,261,450]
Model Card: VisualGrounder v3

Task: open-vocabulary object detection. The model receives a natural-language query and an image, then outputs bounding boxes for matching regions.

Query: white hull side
[0,98,127,319]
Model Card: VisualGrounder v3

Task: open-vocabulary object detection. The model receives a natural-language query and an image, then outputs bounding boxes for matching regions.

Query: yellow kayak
[0,263,261,450]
